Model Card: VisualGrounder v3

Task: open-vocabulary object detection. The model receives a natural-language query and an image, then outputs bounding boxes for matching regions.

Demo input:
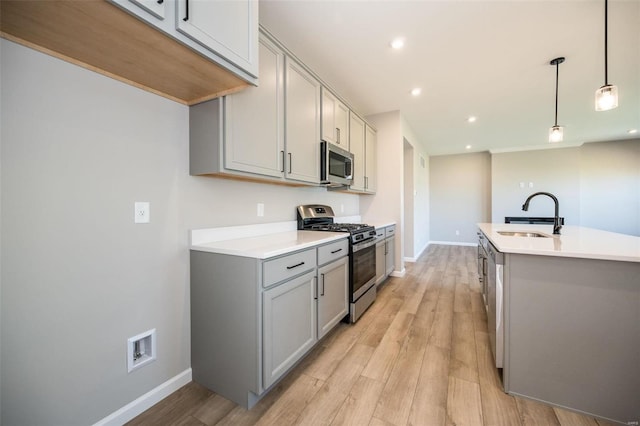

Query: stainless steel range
[297,205,377,322]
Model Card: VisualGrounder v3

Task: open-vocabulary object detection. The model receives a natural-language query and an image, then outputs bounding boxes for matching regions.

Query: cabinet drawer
[263,249,316,288]
[375,228,385,239]
[385,225,396,238]
[317,239,349,266]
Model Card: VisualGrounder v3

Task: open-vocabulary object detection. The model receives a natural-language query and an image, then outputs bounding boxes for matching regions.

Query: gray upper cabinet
[128,0,166,20]
[108,0,258,84]
[346,116,377,194]
[321,88,349,148]
[224,36,284,178]
[349,113,366,191]
[189,35,321,186]
[175,0,258,78]
[364,125,377,193]
[284,58,321,184]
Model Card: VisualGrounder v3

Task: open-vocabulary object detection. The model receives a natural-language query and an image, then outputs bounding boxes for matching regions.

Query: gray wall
[580,139,640,236]
[0,40,359,425]
[429,140,640,244]
[429,152,492,243]
[491,147,582,225]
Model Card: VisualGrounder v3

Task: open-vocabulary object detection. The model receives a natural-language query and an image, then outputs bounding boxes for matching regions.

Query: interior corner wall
[403,140,414,258]
[400,115,430,259]
[361,111,404,273]
[429,152,491,243]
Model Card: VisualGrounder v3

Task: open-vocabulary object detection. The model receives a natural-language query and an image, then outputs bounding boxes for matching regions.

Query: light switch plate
[135,202,150,223]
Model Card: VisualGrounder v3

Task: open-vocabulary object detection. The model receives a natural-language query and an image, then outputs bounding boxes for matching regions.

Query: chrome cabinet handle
[280,150,285,172]
[288,153,292,174]
[336,128,340,144]
[286,261,305,270]
[320,273,325,296]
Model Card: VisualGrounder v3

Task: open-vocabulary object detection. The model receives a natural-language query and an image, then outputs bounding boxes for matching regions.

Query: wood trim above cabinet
[0,0,250,105]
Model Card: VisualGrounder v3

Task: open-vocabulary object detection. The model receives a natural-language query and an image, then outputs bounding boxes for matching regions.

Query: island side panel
[504,254,640,424]
[190,250,261,408]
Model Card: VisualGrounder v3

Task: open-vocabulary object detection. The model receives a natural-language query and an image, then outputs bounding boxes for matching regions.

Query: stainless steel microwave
[320,141,353,187]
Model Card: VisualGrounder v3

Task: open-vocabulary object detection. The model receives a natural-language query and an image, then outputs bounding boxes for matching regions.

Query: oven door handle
[352,237,377,252]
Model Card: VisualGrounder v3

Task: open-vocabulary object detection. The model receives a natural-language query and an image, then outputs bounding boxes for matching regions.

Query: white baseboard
[93,368,192,426]
[428,240,477,247]
[404,241,430,262]
[390,268,406,278]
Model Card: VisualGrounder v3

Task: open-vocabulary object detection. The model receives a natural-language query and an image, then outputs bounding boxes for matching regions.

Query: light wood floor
[128,245,613,426]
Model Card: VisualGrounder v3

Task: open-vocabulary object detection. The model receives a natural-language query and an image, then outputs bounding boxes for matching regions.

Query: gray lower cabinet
[263,270,317,389]
[385,240,395,277]
[190,238,348,409]
[317,256,348,339]
[374,225,395,284]
[375,237,386,286]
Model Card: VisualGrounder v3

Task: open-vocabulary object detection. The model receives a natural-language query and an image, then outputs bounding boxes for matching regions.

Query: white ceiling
[259,0,640,156]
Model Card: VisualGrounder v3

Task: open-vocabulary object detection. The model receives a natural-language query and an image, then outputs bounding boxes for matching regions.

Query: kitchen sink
[497,231,549,238]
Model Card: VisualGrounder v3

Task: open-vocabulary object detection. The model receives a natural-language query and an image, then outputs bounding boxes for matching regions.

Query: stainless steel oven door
[351,238,377,301]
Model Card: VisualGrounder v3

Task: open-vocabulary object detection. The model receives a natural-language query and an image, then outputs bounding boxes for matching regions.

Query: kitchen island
[477,223,639,425]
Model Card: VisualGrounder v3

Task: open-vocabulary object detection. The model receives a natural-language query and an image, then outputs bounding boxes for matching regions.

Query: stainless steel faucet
[522,192,562,234]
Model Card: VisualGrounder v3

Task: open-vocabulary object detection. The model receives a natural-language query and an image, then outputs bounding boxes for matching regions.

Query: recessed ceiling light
[465,145,472,150]
[628,129,638,134]
[467,116,477,123]
[390,38,404,49]
[411,88,421,96]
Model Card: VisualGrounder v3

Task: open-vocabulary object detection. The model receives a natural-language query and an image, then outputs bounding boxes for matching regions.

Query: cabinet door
[365,125,377,193]
[375,240,386,286]
[349,113,366,191]
[263,271,317,389]
[335,102,349,148]
[285,58,321,184]
[225,37,284,178]
[385,237,395,276]
[317,257,349,339]
[322,89,349,148]
[176,0,258,77]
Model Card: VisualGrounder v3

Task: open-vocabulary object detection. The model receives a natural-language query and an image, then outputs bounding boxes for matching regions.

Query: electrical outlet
[257,203,264,217]
[455,230,460,236]
[134,202,150,224]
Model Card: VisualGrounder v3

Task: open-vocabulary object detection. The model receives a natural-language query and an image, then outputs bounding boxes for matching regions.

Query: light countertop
[478,223,640,263]
[369,221,396,230]
[191,230,348,259]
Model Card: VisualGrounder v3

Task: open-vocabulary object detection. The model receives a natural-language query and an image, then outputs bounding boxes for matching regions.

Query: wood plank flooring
[127,245,610,426]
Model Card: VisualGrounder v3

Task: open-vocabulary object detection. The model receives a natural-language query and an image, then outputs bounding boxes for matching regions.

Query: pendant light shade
[549,125,564,143]
[549,57,565,143]
[595,0,618,111]
[595,84,618,111]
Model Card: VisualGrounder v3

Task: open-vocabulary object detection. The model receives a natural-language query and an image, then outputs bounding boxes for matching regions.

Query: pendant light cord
[554,61,559,126]
[604,0,609,85]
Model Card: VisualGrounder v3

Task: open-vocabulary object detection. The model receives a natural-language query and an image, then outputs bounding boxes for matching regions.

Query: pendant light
[549,57,565,143]
[595,0,618,111]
